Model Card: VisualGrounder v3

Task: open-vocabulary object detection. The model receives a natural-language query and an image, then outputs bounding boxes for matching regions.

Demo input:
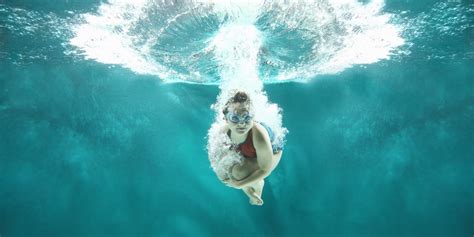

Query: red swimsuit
[228,129,257,158]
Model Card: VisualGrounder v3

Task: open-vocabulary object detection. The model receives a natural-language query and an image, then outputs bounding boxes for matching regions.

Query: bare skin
[230,147,282,205]
[220,103,283,205]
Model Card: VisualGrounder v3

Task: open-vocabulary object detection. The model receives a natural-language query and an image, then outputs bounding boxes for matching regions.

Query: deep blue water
[1,0,473,236]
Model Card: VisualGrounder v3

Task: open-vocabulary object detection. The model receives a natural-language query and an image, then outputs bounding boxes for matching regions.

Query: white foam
[206,120,244,180]
[69,0,178,79]
[269,0,405,80]
[68,0,405,83]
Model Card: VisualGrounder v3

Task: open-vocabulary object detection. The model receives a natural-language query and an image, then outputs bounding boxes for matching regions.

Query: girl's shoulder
[252,122,271,144]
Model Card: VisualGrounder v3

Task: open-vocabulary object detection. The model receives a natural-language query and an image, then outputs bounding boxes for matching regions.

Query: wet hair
[222,91,250,116]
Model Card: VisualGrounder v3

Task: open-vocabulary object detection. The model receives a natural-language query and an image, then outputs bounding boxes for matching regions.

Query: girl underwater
[208,91,284,205]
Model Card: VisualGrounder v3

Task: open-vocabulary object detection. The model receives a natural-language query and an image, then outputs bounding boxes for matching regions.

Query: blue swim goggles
[226,111,253,124]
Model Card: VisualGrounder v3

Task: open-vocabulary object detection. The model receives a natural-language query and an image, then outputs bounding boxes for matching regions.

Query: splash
[68,0,405,83]
[257,0,405,80]
[394,1,474,61]
[68,0,177,79]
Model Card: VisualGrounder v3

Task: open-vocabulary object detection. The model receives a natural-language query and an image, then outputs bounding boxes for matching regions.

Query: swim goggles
[226,111,253,124]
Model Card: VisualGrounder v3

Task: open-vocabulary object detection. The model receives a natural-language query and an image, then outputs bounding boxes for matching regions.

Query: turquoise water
[1,1,473,236]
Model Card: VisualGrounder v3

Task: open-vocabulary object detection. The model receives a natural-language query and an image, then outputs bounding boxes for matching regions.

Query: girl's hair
[222,91,250,116]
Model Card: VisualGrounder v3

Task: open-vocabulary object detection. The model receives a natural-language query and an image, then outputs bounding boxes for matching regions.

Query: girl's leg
[242,186,263,205]
[252,179,264,198]
[241,180,264,205]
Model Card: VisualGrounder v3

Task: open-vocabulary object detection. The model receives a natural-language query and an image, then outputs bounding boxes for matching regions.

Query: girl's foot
[247,187,264,206]
[249,196,264,205]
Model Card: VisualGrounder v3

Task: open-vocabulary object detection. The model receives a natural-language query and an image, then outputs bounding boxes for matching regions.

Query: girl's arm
[232,126,274,187]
